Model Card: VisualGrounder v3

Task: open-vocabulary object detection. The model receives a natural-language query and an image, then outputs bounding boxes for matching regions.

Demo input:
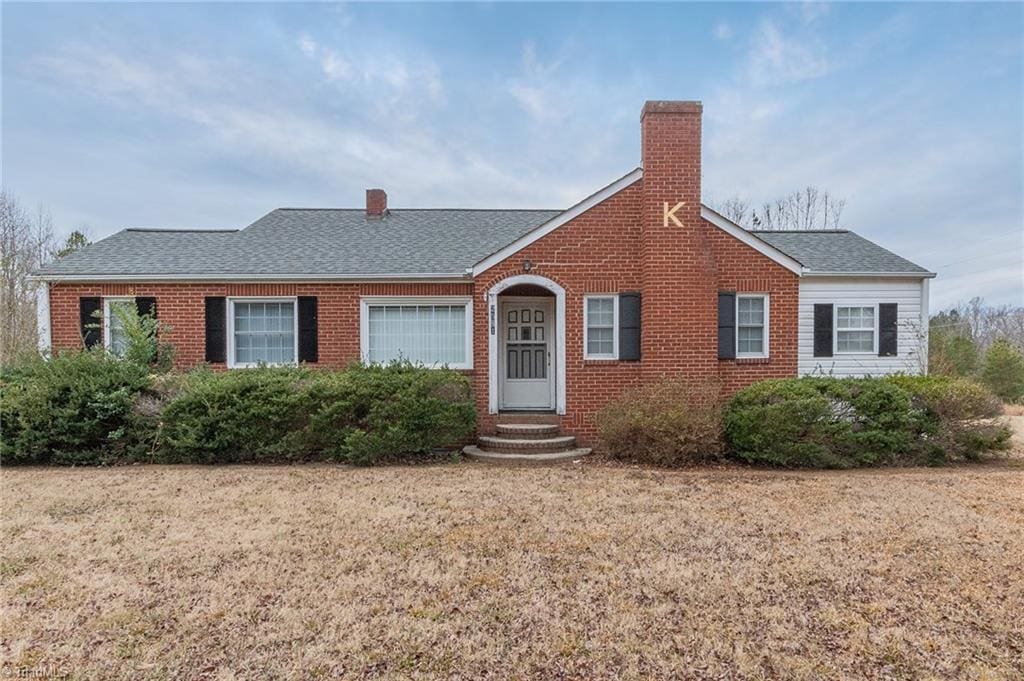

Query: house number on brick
[663,201,686,227]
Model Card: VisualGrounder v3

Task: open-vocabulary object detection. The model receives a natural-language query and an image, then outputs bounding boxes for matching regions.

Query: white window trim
[359,296,474,370]
[583,294,619,360]
[226,296,299,369]
[103,296,134,354]
[833,302,879,355]
[736,293,770,359]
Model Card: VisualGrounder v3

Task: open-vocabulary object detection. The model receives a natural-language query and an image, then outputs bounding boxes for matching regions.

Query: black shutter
[618,292,641,361]
[813,304,833,357]
[297,296,318,363]
[135,297,157,319]
[204,297,227,363]
[717,292,736,360]
[879,303,898,357]
[79,297,102,349]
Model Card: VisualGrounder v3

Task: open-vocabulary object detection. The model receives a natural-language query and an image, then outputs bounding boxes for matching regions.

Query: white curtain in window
[367,304,466,365]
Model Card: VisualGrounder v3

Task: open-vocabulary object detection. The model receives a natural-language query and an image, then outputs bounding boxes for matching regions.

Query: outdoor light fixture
[522,259,533,272]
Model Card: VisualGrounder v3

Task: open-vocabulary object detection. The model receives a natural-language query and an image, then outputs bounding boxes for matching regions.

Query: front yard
[3,454,1023,679]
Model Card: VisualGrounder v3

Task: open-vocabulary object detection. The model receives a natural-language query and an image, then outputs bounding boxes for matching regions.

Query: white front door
[499,298,555,410]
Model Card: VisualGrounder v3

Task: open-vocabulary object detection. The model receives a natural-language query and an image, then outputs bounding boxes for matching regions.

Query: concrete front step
[477,435,577,454]
[495,423,560,439]
[462,445,592,465]
[495,413,560,425]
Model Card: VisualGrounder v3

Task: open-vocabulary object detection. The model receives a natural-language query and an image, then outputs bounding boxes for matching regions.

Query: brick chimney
[366,188,388,217]
[639,100,718,378]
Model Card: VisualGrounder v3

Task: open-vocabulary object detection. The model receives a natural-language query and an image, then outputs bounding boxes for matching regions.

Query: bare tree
[713,186,846,231]
[931,297,1024,353]
[0,190,57,363]
[715,197,751,227]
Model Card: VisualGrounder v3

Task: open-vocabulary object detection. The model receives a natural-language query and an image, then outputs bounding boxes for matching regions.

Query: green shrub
[723,378,920,468]
[887,375,1010,461]
[980,339,1024,403]
[0,350,152,465]
[157,367,319,463]
[156,363,475,465]
[724,376,1009,468]
[597,378,723,466]
[106,301,175,372]
[307,363,476,465]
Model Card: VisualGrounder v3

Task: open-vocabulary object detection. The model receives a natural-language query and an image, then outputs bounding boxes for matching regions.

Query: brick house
[33,100,934,458]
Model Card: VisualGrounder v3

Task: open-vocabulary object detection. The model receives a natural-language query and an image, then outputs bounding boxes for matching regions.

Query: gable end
[700,206,804,275]
[471,168,644,277]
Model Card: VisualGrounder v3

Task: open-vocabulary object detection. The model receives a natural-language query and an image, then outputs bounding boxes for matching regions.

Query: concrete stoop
[463,422,591,465]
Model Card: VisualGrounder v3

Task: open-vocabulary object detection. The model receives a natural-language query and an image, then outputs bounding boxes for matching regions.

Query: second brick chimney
[366,188,388,217]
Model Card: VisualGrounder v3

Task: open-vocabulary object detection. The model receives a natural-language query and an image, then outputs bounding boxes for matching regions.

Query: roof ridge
[751,229,850,233]
[125,228,239,233]
[273,207,564,213]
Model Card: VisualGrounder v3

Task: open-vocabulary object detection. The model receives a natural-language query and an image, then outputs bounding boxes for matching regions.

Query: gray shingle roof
[34,209,561,278]
[752,230,933,276]
[33,203,932,279]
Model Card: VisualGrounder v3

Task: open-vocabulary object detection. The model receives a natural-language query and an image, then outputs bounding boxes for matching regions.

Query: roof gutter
[801,270,937,279]
[28,272,472,283]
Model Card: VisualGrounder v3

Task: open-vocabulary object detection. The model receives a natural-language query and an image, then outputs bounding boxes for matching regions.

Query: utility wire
[936,250,1024,270]
[914,228,1022,260]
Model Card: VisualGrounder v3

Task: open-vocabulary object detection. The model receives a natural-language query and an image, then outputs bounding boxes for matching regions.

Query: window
[228,298,298,367]
[584,295,618,359]
[736,294,769,357]
[836,305,876,353]
[361,297,473,369]
[104,297,134,357]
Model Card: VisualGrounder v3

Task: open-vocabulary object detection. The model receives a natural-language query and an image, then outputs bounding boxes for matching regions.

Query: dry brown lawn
[1003,403,1024,417]
[3,451,1023,679]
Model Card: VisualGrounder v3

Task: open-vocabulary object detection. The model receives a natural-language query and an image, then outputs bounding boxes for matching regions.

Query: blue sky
[3,1,1021,309]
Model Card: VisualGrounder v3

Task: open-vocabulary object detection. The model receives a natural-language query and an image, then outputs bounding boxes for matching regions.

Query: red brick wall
[706,226,800,391]
[48,281,472,369]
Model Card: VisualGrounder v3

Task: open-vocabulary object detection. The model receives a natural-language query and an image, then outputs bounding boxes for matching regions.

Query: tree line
[930,298,1024,402]
[1,189,89,363]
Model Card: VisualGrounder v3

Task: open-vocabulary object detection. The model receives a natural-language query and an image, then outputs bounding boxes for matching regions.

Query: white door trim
[486,274,566,415]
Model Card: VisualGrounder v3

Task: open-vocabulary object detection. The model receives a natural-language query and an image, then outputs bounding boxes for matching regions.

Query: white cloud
[294,33,443,110]
[791,2,831,25]
[24,42,613,218]
[747,19,830,86]
[505,42,574,122]
[320,49,351,82]
[713,22,733,41]
[297,34,317,58]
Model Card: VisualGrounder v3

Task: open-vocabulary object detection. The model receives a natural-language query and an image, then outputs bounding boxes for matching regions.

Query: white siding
[798,277,929,377]
[36,282,51,355]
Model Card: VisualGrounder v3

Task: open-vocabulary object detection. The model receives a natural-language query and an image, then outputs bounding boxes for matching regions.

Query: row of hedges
[599,375,1011,468]
[1,350,1010,469]
[1,351,476,466]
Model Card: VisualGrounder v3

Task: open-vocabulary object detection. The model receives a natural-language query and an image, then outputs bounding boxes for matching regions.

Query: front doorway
[498,296,555,410]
